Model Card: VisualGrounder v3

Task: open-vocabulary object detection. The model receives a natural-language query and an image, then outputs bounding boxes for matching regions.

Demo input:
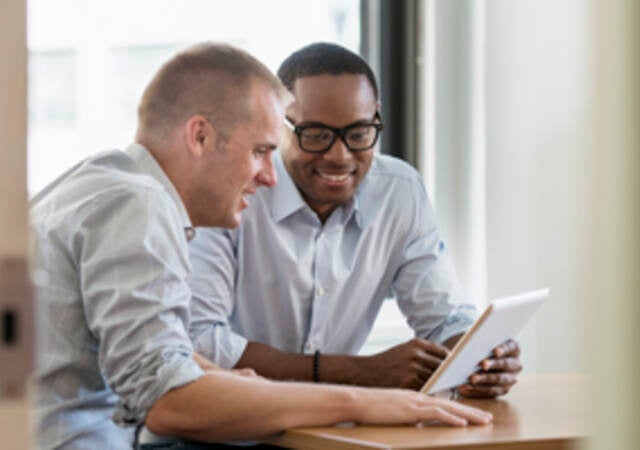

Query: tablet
[420,288,549,395]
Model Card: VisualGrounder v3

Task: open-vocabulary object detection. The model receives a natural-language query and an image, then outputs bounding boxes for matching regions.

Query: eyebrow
[253,142,279,150]
[291,115,378,129]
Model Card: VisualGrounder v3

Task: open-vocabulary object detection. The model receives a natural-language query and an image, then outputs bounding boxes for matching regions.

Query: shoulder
[31,149,176,231]
[86,150,171,201]
[355,154,435,232]
[368,153,423,180]
[360,154,427,200]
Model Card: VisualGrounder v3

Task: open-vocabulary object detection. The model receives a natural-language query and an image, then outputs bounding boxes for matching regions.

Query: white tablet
[420,288,549,395]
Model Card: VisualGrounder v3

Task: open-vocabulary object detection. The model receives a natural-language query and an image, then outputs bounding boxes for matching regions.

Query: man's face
[193,81,284,228]
[282,74,378,221]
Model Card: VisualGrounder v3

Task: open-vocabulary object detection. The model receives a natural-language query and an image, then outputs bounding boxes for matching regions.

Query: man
[188,42,521,397]
[31,43,491,449]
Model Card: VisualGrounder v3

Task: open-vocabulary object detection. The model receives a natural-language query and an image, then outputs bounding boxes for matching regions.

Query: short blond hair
[137,42,287,141]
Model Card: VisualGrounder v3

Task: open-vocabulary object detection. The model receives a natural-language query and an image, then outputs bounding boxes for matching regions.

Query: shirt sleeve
[187,227,248,369]
[392,178,478,344]
[78,188,204,426]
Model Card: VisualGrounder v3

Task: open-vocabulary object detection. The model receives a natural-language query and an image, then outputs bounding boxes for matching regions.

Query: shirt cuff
[427,304,478,344]
[190,324,249,369]
[112,351,205,427]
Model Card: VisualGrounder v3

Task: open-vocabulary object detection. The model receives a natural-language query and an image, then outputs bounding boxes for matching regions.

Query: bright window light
[27,0,360,195]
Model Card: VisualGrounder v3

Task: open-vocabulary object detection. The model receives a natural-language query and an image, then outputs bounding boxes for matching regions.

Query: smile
[316,170,353,184]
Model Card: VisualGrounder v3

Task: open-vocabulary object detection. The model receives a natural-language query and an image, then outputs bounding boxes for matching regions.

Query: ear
[285,97,300,120]
[184,115,216,159]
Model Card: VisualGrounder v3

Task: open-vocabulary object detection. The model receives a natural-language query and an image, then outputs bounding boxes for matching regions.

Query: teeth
[318,172,350,181]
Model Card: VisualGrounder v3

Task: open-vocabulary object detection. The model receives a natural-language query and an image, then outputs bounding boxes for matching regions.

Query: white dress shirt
[188,152,477,369]
[31,144,204,449]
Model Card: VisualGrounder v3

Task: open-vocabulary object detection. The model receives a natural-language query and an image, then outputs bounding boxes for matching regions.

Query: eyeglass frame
[284,111,384,153]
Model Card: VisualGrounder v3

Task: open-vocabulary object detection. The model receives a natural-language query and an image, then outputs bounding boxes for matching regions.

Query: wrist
[335,385,367,422]
[336,354,373,386]
[309,353,369,386]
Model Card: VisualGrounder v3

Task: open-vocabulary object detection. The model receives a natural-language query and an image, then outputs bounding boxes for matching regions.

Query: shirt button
[319,232,325,239]
[316,287,325,296]
[184,227,196,241]
[305,343,313,352]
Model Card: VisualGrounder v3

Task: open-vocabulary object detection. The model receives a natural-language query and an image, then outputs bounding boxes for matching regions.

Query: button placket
[308,226,332,352]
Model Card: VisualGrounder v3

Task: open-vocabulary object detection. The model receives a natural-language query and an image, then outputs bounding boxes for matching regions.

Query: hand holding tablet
[421,288,550,397]
[459,338,523,397]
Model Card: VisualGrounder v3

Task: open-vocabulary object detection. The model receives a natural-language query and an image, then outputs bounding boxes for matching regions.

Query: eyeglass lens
[299,124,379,152]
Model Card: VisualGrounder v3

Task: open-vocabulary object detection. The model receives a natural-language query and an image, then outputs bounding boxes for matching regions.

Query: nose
[323,136,352,164]
[256,153,277,188]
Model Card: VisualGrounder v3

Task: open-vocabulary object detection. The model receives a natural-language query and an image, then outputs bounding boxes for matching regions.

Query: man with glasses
[189,43,522,397]
[32,42,493,450]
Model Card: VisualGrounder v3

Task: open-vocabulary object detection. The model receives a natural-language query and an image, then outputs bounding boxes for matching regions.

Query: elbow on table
[145,397,180,437]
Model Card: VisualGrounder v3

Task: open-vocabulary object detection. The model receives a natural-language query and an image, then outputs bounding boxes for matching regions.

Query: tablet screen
[420,288,549,394]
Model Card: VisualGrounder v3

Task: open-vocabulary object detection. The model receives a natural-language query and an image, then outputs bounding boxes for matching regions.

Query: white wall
[484,0,593,373]
[588,0,640,448]
[429,0,488,304]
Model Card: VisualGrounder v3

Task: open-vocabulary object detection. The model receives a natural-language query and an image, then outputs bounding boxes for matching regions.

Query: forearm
[236,341,370,385]
[145,370,360,442]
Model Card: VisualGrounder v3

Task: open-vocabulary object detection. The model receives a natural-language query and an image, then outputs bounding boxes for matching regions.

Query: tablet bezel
[419,288,549,395]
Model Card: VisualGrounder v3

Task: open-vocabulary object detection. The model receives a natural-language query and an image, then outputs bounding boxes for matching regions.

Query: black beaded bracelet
[313,350,320,383]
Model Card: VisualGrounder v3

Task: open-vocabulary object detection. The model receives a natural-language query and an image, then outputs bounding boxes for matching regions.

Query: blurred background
[23,0,593,373]
[2,0,639,448]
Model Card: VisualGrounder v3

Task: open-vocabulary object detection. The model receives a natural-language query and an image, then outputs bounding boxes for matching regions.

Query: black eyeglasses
[285,112,384,153]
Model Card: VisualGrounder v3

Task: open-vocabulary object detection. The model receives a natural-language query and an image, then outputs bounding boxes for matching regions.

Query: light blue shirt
[31,144,204,449]
[188,152,477,369]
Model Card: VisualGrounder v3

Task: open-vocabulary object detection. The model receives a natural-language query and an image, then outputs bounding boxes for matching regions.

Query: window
[27,0,412,356]
[27,0,360,194]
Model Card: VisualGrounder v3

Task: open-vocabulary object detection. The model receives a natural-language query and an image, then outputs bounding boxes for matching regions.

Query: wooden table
[265,374,589,450]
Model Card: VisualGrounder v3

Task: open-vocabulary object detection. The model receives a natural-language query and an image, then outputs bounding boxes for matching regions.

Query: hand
[356,388,493,427]
[231,367,262,379]
[359,338,449,390]
[457,339,522,398]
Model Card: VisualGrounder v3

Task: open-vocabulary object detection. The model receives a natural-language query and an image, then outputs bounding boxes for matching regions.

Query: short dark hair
[277,42,378,100]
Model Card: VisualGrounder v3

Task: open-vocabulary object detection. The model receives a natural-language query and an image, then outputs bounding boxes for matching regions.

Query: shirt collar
[271,152,310,223]
[271,151,363,229]
[345,194,363,228]
[125,143,196,241]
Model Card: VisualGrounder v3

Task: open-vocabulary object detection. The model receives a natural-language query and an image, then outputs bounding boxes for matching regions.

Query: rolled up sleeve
[79,188,204,425]
[190,323,248,370]
[188,227,247,369]
[393,182,478,344]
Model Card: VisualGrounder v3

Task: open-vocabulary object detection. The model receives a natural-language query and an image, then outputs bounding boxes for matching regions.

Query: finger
[422,407,467,427]
[458,384,510,398]
[426,398,493,425]
[470,372,518,386]
[493,339,520,358]
[414,349,446,370]
[411,363,434,382]
[480,357,522,372]
[403,373,428,391]
[412,338,450,359]
[457,384,474,395]
[233,368,258,377]
[510,339,521,357]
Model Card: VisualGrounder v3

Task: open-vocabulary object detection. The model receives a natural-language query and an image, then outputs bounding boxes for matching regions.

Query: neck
[138,139,197,225]
[303,196,337,224]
